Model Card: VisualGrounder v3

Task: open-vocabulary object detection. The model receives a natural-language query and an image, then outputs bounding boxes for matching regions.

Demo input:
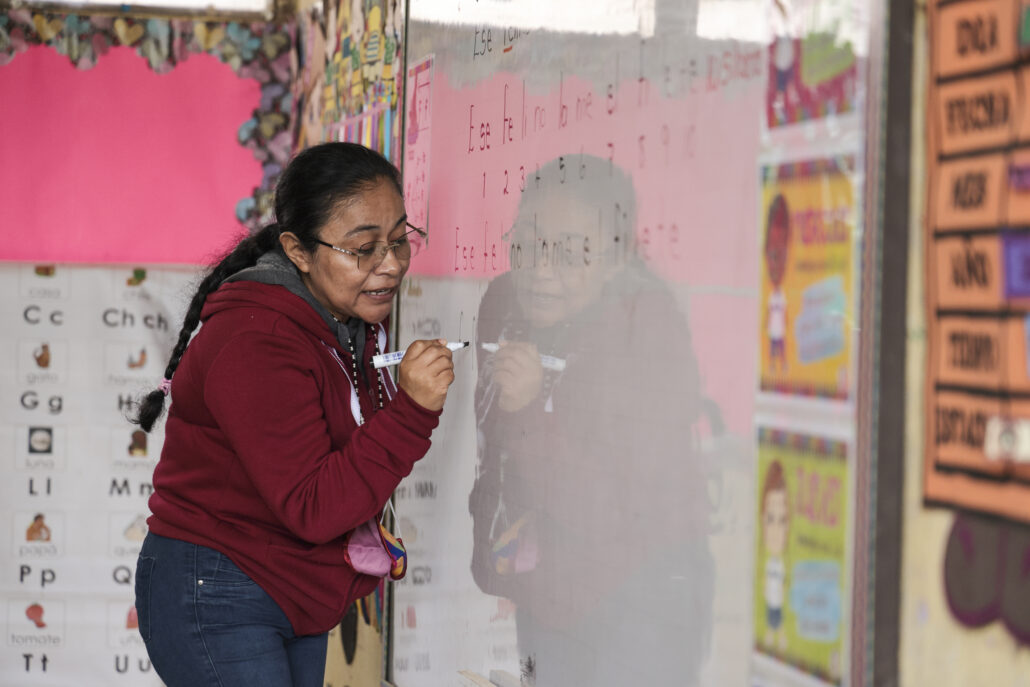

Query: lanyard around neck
[322,322,395,426]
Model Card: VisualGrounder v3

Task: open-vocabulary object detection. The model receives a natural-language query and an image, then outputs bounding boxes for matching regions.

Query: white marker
[481,342,567,372]
[372,341,470,369]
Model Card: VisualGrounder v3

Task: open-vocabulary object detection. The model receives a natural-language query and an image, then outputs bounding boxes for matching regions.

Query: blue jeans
[135,532,328,687]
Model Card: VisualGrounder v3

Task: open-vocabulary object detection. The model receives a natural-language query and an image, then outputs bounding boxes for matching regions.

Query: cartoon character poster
[754,428,849,685]
[766,0,858,128]
[759,156,855,400]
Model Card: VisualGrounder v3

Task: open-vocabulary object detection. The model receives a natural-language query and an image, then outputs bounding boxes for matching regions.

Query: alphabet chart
[0,263,189,686]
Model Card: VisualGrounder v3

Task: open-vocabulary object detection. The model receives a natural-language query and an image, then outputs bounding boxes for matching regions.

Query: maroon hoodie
[147,281,440,635]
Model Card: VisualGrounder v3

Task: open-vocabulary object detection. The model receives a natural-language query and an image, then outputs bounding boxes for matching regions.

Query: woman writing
[132,143,454,686]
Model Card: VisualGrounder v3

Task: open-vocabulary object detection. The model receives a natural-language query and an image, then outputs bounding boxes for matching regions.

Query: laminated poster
[758,156,855,400]
[765,0,859,129]
[753,428,848,686]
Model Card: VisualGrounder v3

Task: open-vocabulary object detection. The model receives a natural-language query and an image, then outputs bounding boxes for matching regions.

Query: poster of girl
[761,458,790,651]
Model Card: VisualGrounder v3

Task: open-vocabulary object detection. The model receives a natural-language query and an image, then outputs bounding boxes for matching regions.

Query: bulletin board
[924,0,1030,523]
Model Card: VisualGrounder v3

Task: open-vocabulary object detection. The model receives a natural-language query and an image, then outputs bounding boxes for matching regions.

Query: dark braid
[130,224,281,431]
[130,142,401,432]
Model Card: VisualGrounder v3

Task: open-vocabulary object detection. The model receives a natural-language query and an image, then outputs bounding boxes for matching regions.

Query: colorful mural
[943,512,1030,645]
[292,0,403,161]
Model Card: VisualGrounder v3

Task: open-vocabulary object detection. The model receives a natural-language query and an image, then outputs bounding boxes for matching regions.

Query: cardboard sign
[934,235,1003,309]
[936,72,1017,157]
[934,155,1006,229]
[935,0,1017,78]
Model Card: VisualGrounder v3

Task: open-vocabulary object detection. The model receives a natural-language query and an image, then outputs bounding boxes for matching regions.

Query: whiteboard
[392,0,876,684]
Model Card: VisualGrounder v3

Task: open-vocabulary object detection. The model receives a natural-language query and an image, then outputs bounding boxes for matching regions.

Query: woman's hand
[492,342,543,412]
[397,339,455,411]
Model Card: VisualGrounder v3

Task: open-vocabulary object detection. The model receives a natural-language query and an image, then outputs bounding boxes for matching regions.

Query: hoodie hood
[209,248,367,360]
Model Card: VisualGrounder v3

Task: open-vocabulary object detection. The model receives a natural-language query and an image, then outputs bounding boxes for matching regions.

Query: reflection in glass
[470,156,715,686]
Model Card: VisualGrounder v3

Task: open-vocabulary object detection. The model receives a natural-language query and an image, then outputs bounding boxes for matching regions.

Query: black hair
[131,142,402,432]
[516,154,637,225]
[510,154,638,256]
[765,193,790,245]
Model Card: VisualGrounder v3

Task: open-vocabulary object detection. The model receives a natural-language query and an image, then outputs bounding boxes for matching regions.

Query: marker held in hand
[372,341,470,369]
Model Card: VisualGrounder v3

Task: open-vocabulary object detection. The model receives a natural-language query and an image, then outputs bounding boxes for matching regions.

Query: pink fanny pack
[343,501,407,580]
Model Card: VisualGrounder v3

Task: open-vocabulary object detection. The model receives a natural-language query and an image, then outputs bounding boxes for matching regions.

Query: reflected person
[469,155,714,686]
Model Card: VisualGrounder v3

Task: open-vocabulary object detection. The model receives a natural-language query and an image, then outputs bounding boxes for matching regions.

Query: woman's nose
[375,245,403,275]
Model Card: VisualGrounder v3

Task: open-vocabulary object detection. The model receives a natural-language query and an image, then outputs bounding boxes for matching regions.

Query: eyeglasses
[315,223,427,271]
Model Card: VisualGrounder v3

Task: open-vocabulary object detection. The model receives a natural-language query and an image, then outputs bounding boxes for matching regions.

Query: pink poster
[403,55,433,232]
[0,13,294,264]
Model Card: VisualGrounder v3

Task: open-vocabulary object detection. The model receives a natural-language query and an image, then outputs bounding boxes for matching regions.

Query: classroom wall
[0,11,300,685]
[900,0,1030,683]
[18,0,1027,684]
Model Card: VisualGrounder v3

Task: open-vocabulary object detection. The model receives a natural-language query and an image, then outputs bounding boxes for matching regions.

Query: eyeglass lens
[356,229,423,270]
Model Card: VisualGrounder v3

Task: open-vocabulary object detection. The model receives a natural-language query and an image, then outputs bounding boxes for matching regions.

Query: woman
[132,142,454,687]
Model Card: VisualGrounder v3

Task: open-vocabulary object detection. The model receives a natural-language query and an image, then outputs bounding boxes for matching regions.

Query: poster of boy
[759,156,855,400]
[753,428,849,685]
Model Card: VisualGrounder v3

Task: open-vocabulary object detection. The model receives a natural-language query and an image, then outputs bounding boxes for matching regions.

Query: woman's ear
[279,232,313,274]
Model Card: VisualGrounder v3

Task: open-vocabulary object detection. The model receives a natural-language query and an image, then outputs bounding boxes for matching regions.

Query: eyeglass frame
[313,223,427,270]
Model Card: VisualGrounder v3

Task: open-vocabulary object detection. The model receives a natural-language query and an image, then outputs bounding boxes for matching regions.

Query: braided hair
[131,142,402,432]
